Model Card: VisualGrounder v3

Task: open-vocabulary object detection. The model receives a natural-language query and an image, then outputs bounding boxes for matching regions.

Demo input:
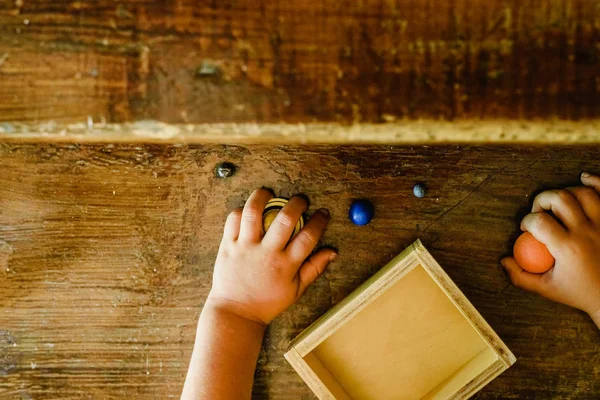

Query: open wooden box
[285,240,516,400]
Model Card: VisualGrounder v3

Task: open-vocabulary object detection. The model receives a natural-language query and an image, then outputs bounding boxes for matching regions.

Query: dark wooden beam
[1,0,599,125]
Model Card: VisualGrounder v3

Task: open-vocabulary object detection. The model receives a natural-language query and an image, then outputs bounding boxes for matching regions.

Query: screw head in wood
[197,60,220,77]
[215,162,237,179]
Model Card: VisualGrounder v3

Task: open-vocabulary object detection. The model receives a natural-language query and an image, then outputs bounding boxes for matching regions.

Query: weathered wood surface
[0,143,599,399]
[1,0,600,125]
[2,120,600,144]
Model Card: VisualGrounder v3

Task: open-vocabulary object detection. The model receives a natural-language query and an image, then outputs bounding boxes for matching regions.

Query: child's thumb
[297,249,337,298]
[501,257,550,296]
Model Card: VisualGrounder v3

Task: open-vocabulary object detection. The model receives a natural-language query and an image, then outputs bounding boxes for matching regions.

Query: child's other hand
[207,189,336,326]
[502,173,600,325]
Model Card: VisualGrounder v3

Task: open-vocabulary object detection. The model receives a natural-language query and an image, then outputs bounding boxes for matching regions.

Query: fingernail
[499,260,506,268]
[329,253,337,262]
[320,208,330,217]
[581,172,591,178]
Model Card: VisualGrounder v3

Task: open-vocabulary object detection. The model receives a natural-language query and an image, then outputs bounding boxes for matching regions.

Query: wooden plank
[1,120,600,144]
[0,37,148,123]
[0,143,599,399]
[1,0,600,125]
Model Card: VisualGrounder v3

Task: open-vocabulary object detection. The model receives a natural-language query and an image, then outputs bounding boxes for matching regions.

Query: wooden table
[1,0,600,398]
[0,143,598,399]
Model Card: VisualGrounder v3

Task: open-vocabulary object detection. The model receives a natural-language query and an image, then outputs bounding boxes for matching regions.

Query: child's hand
[207,188,336,326]
[502,172,600,325]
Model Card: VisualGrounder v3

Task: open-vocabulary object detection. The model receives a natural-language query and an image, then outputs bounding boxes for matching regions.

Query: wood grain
[0,143,599,399]
[1,0,600,124]
[2,120,600,144]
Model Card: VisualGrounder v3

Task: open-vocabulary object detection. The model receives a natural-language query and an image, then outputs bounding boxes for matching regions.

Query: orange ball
[513,232,555,274]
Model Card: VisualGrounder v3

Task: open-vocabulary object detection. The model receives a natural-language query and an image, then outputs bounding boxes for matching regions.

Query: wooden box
[285,240,516,400]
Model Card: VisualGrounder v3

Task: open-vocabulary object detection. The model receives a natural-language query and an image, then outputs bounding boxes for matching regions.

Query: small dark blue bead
[349,200,374,226]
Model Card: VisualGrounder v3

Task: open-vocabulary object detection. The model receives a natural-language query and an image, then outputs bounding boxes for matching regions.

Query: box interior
[304,265,498,400]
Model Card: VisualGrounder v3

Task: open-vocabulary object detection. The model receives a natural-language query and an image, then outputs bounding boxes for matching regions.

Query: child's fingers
[238,189,273,242]
[501,257,554,297]
[532,189,587,229]
[297,249,336,298]
[520,212,568,250]
[262,196,308,249]
[223,208,243,240]
[287,209,330,264]
[565,187,600,223]
[581,172,600,192]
